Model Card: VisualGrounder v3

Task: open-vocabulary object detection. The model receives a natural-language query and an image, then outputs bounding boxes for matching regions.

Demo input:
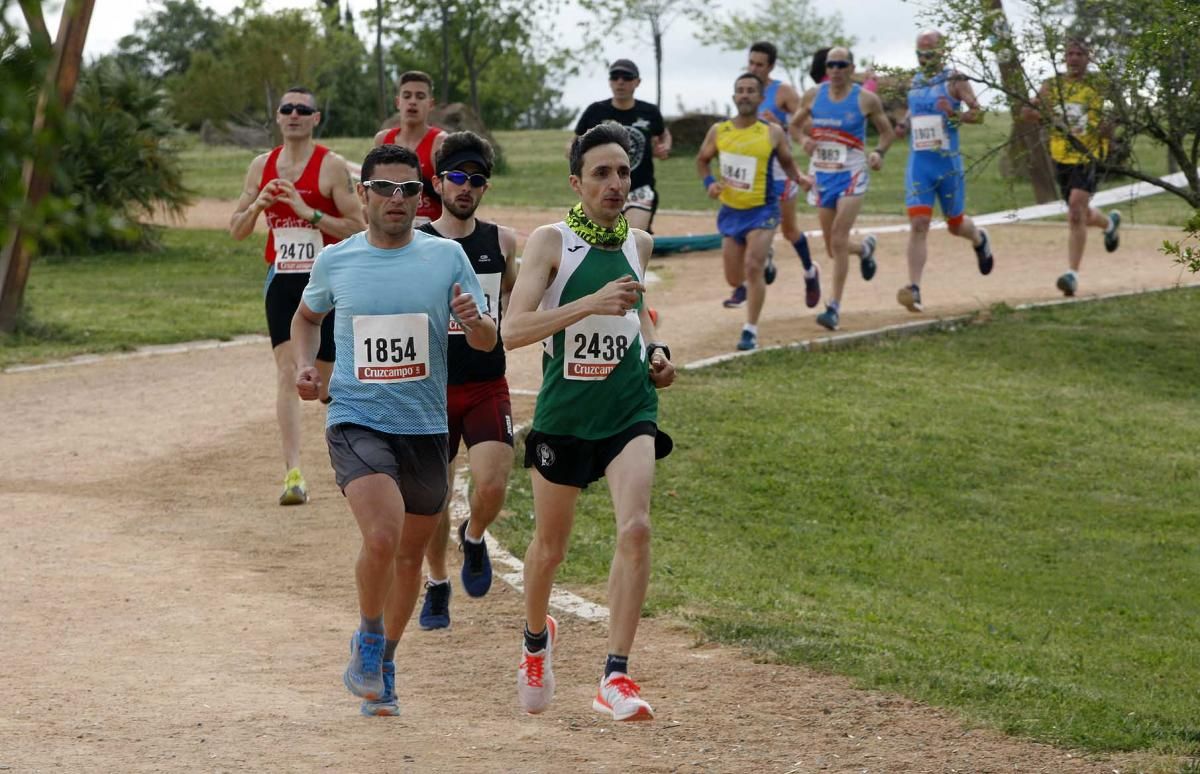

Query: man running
[503,124,676,721]
[414,132,519,630]
[697,73,805,351]
[1022,38,1120,296]
[790,47,895,331]
[229,86,364,506]
[894,30,994,312]
[292,144,495,717]
[374,71,446,227]
[740,41,819,310]
[573,59,672,232]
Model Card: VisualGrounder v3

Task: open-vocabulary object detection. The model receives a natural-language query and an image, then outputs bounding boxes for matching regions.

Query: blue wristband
[703,175,716,190]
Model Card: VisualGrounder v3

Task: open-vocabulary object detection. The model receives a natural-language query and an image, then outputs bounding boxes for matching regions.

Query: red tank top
[260,144,341,265]
[381,126,444,221]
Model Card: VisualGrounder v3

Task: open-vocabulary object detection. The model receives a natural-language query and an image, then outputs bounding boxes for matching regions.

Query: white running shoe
[592,672,654,721]
[517,615,557,714]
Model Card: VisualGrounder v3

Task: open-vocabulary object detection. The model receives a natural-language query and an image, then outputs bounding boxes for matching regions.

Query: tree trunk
[654,26,663,108]
[0,0,95,333]
[440,4,452,102]
[987,0,1058,203]
[375,0,386,123]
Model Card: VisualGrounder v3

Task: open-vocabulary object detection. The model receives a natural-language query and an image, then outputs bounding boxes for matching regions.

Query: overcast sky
[33,0,935,118]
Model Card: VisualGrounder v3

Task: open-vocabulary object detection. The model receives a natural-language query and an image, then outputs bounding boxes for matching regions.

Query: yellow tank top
[1046,76,1107,164]
[716,120,774,209]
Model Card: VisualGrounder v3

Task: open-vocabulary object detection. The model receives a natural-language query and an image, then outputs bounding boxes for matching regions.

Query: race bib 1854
[353,313,429,382]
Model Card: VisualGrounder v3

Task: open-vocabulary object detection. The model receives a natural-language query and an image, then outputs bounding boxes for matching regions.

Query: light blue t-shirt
[302,230,488,435]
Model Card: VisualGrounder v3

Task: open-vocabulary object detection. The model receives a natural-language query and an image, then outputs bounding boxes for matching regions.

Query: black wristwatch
[646,342,671,362]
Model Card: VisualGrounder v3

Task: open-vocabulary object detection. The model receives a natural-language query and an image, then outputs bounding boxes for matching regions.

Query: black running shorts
[523,421,673,489]
[325,423,449,515]
[1054,161,1098,203]
[266,272,335,361]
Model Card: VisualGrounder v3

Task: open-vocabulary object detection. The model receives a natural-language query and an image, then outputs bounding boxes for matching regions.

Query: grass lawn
[0,229,268,369]
[492,288,1200,756]
[178,125,1196,226]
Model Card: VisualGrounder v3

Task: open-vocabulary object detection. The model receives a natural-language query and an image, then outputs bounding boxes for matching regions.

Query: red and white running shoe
[592,672,654,721]
[517,615,557,714]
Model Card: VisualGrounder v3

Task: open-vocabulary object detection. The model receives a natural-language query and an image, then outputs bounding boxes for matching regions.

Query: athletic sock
[804,266,817,279]
[604,654,629,678]
[360,614,385,635]
[743,323,758,335]
[828,300,840,312]
[911,284,920,292]
[462,525,483,545]
[792,235,813,270]
[427,577,449,586]
[384,639,399,662]
[1066,270,1078,280]
[524,624,549,653]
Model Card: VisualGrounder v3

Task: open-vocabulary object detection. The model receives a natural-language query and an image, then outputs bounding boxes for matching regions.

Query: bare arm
[633,229,675,389]
[863,91,896,170]
[948,74,984,125]
[501,226,642,350]
[769,124,804,183]
[372,128,390,146]
[652,126,672,159]
[788,89,817,152]
[229,155,272,240]
[451,282,497,352]
[695,124,722,199]
[311,152,366,239]
[292,301,329,400]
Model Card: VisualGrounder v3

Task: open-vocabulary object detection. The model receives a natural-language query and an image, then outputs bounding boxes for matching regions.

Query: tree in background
[696,0,853,90]
[578,0,715,108]
[114,0,228,78]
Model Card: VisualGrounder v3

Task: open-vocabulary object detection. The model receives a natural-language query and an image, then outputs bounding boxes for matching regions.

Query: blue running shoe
[764,247,777,285]
[736,329,757,351]
[361,661,399,716]
[344,630,386,700]
[1056,272,1078,297]
[816,306,840,331]
[419,580,451,630]
[1104,211,1121,253]
[722,284,747,308]
[458,519,493,598]
[859,235,878,281]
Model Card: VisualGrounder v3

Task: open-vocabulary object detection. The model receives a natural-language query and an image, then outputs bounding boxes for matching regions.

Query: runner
[414,131,519,630]
[573,58,672,232]
[228,86,364,506]
[739,41,819,309]
[696,73,805,351]
[893,30,994,313]
[291,143,495,717]
[1021,38,1121,296]
[503,123,676,720]
[373,71,446,227]
[790,47,896,331]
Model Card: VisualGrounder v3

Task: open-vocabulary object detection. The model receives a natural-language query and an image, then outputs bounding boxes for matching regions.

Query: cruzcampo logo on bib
[353,313,430,382]
[564,311,640,380]
[273,227,323,273]
[911,114,948,151]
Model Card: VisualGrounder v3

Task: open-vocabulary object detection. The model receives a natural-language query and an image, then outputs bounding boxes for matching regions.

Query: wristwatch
[646,342,671,362]
[309,209,324,225]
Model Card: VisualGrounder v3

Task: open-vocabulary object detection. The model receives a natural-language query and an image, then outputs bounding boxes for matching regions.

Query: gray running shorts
[325,423,449,515]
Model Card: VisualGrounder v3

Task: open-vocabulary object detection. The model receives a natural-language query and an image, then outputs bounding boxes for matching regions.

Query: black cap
[435,148,492,177]
[609,59,639,78]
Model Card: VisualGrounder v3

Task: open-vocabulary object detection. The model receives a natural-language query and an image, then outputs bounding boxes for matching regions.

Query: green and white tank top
[531,222,658,439]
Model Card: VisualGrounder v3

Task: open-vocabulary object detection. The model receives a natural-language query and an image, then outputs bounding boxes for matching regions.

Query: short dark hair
[1065,37,1091,54]
[399,71,433,92]
[809,48,830,84]
[569,123,631,178]
[281,85,316,107]
[735,72,764,93]
[361,144,420,181]
[436,131,495,171]
[749,41,777,66]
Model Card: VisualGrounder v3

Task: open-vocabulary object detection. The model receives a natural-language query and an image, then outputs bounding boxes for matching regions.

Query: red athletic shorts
[446,376,513,460]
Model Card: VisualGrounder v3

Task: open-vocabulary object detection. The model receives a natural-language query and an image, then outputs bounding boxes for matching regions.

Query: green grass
[0,229,269,368]
[493,288,1200,756]
[178,125,1196,225]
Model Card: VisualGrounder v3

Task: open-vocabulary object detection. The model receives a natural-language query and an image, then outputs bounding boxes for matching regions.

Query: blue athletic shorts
[717,202,780,244]
[905,153,966,219]
[807,169,869,210]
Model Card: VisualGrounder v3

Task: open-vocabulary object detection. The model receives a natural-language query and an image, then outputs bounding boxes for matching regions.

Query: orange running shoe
[592,672,654,721]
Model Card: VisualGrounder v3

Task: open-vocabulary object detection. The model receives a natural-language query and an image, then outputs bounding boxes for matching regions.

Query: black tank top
[419,220,507,385]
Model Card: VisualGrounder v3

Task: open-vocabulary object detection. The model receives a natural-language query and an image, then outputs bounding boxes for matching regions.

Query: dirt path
[2,202,1186,772]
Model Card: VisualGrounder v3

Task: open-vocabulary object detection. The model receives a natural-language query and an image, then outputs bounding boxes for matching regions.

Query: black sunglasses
[362,179,424,198]
[916,50,939,59]
[442,170,489,188]
[825,60,851,70]
[278,103,316,116]
[609,73,637,82]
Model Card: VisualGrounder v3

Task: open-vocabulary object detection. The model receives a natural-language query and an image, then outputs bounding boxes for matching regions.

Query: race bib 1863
[273,227,323,273]
[353,313,429,382]
[813,142,847,171]
[564,311,640,381]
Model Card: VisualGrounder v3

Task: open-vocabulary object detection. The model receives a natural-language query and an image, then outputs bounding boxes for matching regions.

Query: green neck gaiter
[565,203,628,249]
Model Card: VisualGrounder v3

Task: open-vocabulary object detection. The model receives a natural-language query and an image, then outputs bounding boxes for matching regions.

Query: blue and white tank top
[809,83,866,175]
[907,68,961,156]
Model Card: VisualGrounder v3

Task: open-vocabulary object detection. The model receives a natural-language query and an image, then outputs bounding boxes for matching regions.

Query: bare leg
[463,441,513,537]
[906,216,932,286]
[826,195,866,306]
[344,473,407,620]
[722,237,745,288]
[1066,188,1095,271]
[383,511,441,643]
[523,470,579,635]
[424,463,454,581]
[743,228,774,326]
[272,342,302,472]
[603,435,656,656]
[624,207,652,232]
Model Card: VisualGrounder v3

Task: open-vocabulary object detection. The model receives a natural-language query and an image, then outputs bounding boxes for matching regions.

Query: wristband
[703,175,716,190]
[309,209,324,225]
[647,342,671,362]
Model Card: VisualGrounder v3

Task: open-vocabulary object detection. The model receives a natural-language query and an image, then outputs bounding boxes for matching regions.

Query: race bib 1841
[911,114,948,151]
[273,227,323,273]
[564,311,640,381]
[719,152,758,191]
[813,142,847,171]
[353,313,429,382]
[449,273,500,335]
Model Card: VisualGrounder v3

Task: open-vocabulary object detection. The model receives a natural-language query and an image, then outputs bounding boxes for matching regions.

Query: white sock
[743,323,758,335]
[427,577,449,586]
[804,266,817,278]
[1066,270,1078,280]
[463,529,483,545]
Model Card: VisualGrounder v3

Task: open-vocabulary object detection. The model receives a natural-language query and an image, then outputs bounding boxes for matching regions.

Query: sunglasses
[916,50,940,58]
[278,103,316,116]
[825,60,851,70]
[362,179,424,198]
[442,170,489,188]
[609,73,637,82]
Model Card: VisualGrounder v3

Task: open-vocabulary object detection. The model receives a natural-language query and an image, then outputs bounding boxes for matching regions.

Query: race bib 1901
[273,227,323,273]
[911,114,948,151]
[719,152,758,191]
[1064,103,1089,136]
[449,273,500,335]
[813,142,847,171]
[352,313,429,382]
[563,311,640,381]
